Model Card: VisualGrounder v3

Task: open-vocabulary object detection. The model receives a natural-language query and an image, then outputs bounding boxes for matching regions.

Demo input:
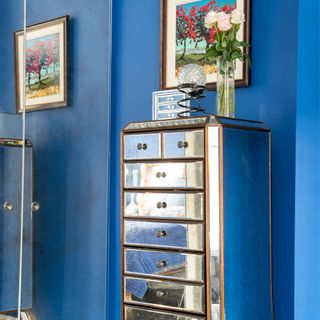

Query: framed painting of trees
[160,0,251,90]
[14,16,68,113]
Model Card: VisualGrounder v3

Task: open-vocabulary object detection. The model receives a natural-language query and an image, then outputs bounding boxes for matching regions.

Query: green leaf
[231,51,243,60]
[206,46,221,58]
[240,41,251,47]
[222,41,227,48]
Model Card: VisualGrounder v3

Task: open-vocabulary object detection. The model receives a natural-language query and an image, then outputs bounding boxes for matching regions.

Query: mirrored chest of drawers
[121,116,273,320]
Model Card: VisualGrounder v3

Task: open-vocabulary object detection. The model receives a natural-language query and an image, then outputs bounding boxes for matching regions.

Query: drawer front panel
[124,277,205,313]
[124,192,204,220]
[124,306,205,320]
[163,130,204,158]
[124,220,203,251]
[157,94,185,104]
[124,134,161,160]
[124,162,204,189]
[125,249,204,282]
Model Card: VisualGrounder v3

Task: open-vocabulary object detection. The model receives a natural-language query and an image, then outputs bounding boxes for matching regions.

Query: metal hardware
[177,141,189,149]
[137,143,148,150]
[156,260,168,268]
[157,202,167,209]
[3,201,14,212]
[31,202,40,213]
[156,172,167,178]
[156,230,168,238]
[156,290,168,298]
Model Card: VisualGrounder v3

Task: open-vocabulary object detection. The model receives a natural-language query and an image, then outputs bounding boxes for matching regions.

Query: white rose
[205,11,218,29]
[217,12,232,31]
[231,9,245,24]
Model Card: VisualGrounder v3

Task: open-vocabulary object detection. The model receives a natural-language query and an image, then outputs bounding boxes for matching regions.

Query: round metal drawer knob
[137,143,148,150]
[3,201,13,212]
[177,141,189,149]
[31,202,40,212]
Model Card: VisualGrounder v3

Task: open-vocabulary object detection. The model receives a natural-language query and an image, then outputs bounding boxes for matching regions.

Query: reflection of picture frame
[14,16,68,113]
[160,0,251,90]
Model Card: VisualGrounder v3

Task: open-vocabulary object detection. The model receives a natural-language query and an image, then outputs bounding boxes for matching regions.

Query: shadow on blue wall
[110,0,298,319]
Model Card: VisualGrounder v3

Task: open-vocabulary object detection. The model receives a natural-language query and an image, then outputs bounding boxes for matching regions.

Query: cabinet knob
[156,290,168,297]
[156,230,168,238]
[156,172,167,178]
[157,260,168,268]
[177,141,189,149]
[137,143,148,150]
[156,202,167,209]
[3,201,13,212]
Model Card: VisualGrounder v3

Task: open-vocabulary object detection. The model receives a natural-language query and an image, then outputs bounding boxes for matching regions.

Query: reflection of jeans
[130,287,185,319]
[210,255,220,303]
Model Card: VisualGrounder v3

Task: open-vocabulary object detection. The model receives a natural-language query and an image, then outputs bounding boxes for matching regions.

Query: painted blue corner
[295,0,320,318]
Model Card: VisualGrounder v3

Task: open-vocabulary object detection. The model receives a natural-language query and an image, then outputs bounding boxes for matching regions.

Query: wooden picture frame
[14,16,68,113]
[160,0,251,90]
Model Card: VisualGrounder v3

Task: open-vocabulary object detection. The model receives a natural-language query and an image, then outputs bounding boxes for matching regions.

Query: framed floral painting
[160,0,251,90]
[14,16,68,113]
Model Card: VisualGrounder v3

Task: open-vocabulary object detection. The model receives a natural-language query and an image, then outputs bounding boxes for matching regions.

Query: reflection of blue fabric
[126,222,186,298]
[126,221,187,247]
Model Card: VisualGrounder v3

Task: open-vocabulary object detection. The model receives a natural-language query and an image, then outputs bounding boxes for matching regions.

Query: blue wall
[110,0,297,319]
[295,0,320,318]
[0,1,112,319]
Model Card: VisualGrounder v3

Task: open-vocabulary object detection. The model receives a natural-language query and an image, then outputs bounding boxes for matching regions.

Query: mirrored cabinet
[121,117,273,320]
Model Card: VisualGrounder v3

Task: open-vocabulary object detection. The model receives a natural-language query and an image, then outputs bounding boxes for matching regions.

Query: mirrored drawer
[124,306,205,320]
[124,277,205,314]
[124,162,204,189]
[124,220,203,251]
[125,249,204,282]
[124,192,204,220]
[124,134,161,160]
[163,130,204,158]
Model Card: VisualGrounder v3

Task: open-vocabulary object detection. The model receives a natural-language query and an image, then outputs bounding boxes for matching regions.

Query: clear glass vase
[216,57,235,118]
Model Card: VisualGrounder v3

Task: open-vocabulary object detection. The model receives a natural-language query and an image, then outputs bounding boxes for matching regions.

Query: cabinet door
[163,130,204,158]
[0,146,33,312]
[124,162,204,189]
[124,134,161,160]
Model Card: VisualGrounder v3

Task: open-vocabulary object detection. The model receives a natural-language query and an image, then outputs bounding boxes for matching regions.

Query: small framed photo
[160,0,251,90]
[14,16,68,113]
[153,89,190,120]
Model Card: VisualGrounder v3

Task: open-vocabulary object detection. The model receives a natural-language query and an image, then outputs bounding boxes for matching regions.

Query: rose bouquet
[205,9,250,117]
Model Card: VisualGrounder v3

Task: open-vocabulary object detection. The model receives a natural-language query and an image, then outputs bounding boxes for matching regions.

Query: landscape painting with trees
[15,16,68,112]
[161,0,250,89]
[176,0,236,76]
[26,33,61,99]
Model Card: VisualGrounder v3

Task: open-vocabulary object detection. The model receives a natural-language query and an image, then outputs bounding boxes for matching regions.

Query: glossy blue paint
[295,0,320,318]
[0,0,112,319]
[110,0,297,319]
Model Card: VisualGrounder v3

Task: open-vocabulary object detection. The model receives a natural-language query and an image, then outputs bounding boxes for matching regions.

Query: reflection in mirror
[124,306,205,320]
[163,130,204,158]
[124,192,204,220]
[124,277,205,313]
[208,127,221,320]
[124,220,203,251]
[125,249,204,282]
[125,162,204,189]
